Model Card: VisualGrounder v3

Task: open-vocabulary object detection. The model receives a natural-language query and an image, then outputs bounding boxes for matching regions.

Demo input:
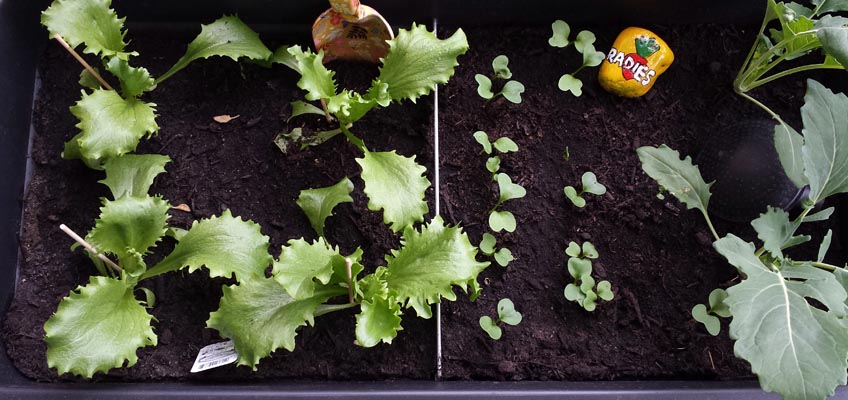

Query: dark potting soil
[437,24,845,381]
[3,32,436,381]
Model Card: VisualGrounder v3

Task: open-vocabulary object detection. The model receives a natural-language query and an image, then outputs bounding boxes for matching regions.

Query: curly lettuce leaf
[378,24,469,103]
[385,216,489,318]
[105,57,155,98]
[207,278,344,369]
[86,195,170,275]
[715,235,848,400]
[99,154,170,199]
[143,210,272,281]
[296,177,354,237]
[355,297,403,348]
[41,0,135,60]
[273,237,338,299]
[157,15,272,83]
[356,150,430,233]
[44,276,157,378]
[287,46,337,101]
[65,89,158,166]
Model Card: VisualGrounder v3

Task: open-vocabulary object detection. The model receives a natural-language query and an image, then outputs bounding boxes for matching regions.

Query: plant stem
[750,63,844,88]
[736,91,787,126]
[52,34,114,91]
[791,260,844,272]
[340,124,366,152]
[701,211,720,242]
[59,224,122,273]
[344,257,354,304]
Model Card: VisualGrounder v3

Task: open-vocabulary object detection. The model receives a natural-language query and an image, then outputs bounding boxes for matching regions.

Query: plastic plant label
[190,340,238,373]
[598,27,674,98]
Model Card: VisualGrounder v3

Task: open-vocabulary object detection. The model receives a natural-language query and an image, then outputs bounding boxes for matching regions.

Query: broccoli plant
[637,80,848,400]
[48,155,271,377]
[691,288,731,336]
[564,171,606,208]
[563,241,613,311]
[206,177,489,368]
[475,55,526,104]
[479,298,523,340]
[473,131,525,268]
[548,20,606,96]
[42,0,272,170]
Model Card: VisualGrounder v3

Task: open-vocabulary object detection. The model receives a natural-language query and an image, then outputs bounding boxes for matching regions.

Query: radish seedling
[475,55,526,104]
[479,298,523,340]
[564,171,607,208]
[563,241,613,311]
[548,20,606,96]
[691,288,731,336]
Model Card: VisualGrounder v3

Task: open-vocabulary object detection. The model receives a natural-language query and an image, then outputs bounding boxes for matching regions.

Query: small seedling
[475,55,526,103]
[479,298,523,340]
[563,241,613,311]
[474,130,518,178]
[548,20,606,96]
[691,288,731,336]
[564,171,607,208]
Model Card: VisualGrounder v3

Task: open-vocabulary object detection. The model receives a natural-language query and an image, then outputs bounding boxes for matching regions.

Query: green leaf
[45,276,156,378]
[774,122,808,189]
[637,145,712,216]
[800,79,848,202]
[157,15,272,83]
[270,45,299,72]
[273,238,338,299]
[496,173,527,203]
[67,89,158,164]
[548,20,571,48]
[564,186,586,208]
[475,74,495,99]
[582,47,606,68]
[558,74,583,96]
[385,216,489,319]
[79,69,102,90]
[818,229,834,262]
[296,177,354,237]
[288,101,326,122]
[474,131,492,154]
[479,315,502,340]
[581,171,607,196]
[143,210,272,281]
[479,233,497,256]
[813,0,848,14]
[564,284,584,302]
[751,207,810,260]
[816,17,848,68]
[497,298,522,326]
[567,257,593,279]
[87,195,170,273]
[581,290,598,312]
[596,280,614,301]
[357,150,430,232]
[286,46,336,101]
[708,288,731,318]
[582,242,599,259]
[207,278,343,369]
[378,24,469,103]
[41,0,134,59]
[355,297,403,347]
[494,248,514,267]
[804,206,835,222]
[493,137,519,153]
[692,303,721,336]
[492,55,512,79]
[714,234,771,277]
[724,259,848,400]
[574,31,597,54]
[489,210,516,233]
[486,156,501,174]
[580,275,596,294]
[565,241,581,258]
[500,81,525,104]
[99,154,170,199]
[105,57,154,98]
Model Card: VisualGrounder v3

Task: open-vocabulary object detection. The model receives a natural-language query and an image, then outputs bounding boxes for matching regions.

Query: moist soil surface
[3,22,845,383]
[438,24,845,381]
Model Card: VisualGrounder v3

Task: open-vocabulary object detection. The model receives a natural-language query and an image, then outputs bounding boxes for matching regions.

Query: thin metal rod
[433,17,443,382]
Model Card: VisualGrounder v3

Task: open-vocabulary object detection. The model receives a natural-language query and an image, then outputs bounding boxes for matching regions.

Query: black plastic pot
[0,1,844,399]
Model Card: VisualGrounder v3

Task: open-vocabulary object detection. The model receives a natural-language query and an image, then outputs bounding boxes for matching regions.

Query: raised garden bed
[2,0,848,399]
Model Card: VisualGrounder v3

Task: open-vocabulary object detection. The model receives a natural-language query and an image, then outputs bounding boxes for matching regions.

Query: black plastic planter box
[1,0,846,399]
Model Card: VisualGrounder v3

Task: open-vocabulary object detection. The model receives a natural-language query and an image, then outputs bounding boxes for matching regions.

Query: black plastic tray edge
[0,0,842,398]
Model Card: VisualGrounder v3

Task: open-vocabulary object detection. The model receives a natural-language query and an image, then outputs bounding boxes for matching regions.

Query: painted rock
[312,0,393,63]
[598,27,674,98]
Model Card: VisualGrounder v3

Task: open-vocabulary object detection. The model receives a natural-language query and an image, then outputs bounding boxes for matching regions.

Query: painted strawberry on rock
[621,36,660,80]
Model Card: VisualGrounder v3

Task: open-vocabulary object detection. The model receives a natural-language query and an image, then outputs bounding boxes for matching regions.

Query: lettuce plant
[206,177,489,369]
[43,0,271,170]
[47,155,272,377]
[638,80,848,400]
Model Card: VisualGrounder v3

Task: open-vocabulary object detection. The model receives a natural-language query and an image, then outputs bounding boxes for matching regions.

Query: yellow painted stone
[598,27,674,98]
